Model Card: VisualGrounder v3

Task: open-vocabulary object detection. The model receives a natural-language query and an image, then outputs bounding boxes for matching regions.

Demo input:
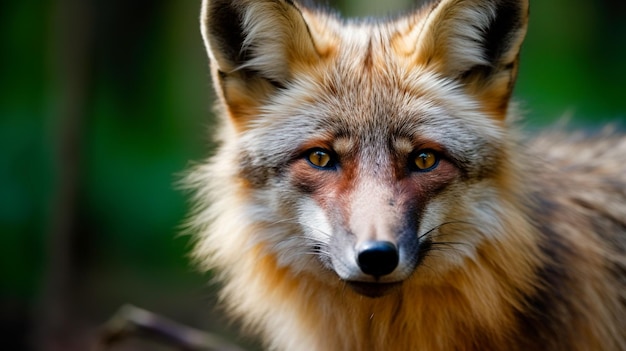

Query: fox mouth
[346,281,403,298]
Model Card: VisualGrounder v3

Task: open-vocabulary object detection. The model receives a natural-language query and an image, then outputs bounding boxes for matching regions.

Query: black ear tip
[483,0,528,64]
[203,0,248,68]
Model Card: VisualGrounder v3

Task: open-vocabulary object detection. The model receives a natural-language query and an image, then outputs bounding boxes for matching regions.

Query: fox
[186,0,626,350]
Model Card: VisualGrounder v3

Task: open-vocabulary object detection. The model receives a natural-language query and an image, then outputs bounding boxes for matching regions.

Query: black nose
[356,241,399,277]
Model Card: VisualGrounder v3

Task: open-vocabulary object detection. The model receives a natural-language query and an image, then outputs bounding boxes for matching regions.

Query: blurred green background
[1,0,624,350]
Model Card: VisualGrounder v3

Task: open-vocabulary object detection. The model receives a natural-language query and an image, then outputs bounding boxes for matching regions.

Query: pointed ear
[404,0,529,118]
[200,0,320,127]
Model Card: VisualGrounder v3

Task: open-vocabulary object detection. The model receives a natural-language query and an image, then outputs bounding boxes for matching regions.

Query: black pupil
[314,151,327,166]
[419,153,429,164]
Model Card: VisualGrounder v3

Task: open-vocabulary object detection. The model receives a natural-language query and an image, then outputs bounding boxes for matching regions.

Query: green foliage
[518,0,626,125]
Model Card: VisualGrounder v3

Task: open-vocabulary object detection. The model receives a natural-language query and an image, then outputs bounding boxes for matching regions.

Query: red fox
[187,0,626,349]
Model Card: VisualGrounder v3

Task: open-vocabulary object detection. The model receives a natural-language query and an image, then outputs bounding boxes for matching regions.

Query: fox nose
[356,241,399,277]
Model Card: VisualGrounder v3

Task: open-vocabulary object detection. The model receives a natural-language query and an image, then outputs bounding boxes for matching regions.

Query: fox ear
[201,0,320,126]
[406,0,529,118]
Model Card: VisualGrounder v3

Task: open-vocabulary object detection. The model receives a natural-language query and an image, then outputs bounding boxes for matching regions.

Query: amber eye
[412,150,439,171]
[307,149,335,169]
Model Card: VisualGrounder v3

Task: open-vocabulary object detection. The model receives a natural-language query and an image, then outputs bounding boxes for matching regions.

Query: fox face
[199,0,529,297]
[252,72,510,297]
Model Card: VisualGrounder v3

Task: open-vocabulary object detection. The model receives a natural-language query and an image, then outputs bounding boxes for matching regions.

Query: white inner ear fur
[416,1,497,75]
[237,2,318,83]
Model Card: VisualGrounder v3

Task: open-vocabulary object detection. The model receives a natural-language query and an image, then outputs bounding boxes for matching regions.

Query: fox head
[197,0,530,297]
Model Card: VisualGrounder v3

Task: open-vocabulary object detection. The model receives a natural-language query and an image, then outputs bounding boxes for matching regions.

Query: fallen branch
[95,304,246,351]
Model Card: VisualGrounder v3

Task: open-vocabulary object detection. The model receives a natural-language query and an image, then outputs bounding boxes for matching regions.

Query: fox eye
[411,150,439,172]
[306,149,335,169]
